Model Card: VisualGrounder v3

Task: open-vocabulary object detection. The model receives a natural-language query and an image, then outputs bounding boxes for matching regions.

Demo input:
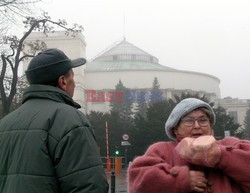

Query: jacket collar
[22,84,81,109]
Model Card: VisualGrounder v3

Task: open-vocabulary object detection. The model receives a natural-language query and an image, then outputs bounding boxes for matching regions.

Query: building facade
[85,38,220,113]
[23,31,250,130]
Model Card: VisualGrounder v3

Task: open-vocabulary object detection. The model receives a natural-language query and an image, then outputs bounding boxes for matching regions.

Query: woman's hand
[189,170,208,192]
[176,136,221,167]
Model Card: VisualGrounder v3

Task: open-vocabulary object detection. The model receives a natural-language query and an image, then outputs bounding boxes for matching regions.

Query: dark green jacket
[0,85,109,193]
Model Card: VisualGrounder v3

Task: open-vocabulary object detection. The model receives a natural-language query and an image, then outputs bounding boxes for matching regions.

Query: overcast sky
[36,0,250,99]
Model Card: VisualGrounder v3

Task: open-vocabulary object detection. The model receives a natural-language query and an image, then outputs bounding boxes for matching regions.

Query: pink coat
[128,137,250,193]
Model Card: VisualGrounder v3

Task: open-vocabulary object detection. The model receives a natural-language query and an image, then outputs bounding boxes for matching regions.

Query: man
[0,49,109,193]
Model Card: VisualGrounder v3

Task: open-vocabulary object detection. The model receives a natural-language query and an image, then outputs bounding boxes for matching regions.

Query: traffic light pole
[111,171,116,193]
[111,156,116,193]
[125,147,128,168]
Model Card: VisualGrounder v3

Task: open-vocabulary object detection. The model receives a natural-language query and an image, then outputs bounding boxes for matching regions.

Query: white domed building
[84,38,220,113]
[23,31,250,131]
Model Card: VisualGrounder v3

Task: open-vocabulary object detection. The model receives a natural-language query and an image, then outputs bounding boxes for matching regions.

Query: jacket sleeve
[53,126,109,193]
[128,142,191,193]
[216,137,250,192]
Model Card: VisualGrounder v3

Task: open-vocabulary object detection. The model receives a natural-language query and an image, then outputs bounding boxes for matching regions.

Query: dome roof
[86,39,177,72]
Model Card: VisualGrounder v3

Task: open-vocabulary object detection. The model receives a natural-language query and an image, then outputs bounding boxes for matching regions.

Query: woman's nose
[193,120,200,128]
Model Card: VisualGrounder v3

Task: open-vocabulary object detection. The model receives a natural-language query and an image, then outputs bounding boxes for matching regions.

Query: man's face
[174,109,213,139]
[64,69,75,97]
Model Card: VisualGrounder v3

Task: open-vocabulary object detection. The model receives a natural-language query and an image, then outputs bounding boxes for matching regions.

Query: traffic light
[115,150,120,156]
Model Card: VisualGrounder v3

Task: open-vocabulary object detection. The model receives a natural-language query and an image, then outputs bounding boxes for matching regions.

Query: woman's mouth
[191,133,203,138]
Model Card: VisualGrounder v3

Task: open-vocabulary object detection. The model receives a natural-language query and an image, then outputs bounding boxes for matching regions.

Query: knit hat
[25,48,86,84]
[165,98,216,140]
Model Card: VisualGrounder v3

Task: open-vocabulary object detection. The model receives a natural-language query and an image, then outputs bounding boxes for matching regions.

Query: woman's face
[174,109,213,139]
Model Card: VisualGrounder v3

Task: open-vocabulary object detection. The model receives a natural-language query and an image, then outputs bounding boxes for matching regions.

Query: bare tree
[0,0,42,34]
[0,0,41,20]
[0,12,83,117]
[2,75,28,114]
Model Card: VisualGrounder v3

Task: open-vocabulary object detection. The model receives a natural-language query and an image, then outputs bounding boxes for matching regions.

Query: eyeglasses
[181,117,210,127]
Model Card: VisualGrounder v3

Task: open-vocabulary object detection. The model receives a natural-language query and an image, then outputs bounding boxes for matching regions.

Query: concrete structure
[215,97,250,129]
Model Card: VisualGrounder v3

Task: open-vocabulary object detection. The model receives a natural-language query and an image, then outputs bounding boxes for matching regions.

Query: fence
[101,156,125,173]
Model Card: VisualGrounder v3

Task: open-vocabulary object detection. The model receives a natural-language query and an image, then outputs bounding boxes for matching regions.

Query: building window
[228,111,238,123]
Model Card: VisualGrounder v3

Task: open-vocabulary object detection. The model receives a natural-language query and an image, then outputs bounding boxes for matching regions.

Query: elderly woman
[128,98,250,193]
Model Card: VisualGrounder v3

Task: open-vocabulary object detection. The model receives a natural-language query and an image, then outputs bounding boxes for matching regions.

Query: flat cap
[25,48,86,84]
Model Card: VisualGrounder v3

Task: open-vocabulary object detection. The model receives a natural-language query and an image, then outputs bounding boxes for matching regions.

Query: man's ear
[58,75,67,91]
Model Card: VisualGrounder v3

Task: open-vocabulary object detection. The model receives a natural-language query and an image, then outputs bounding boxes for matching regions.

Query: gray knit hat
[165,98,216,140]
